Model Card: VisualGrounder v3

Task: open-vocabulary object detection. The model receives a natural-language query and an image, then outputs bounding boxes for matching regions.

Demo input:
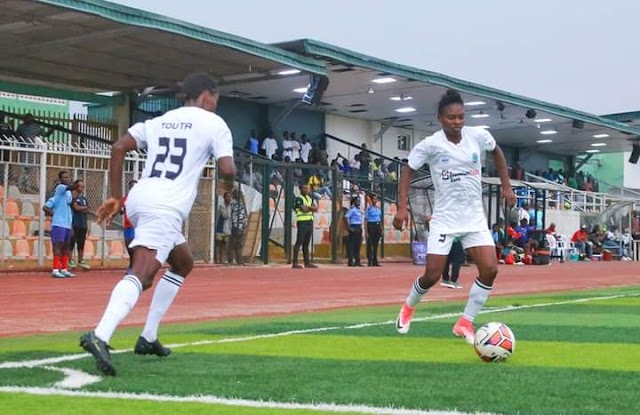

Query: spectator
[246,129,259,155]
[358,143,371,176]
[69,179,91,270]
[514,218,534,248]
[603,226,629,259]
[282,131,293,161]
[512,161,524,180]
[350,153,361,172]
[228,189,248,266]
[261,131,278,160]
[308,172,331,200]
[518,202,531,223]
[215,191,232,264]
[290,131,301,162]
[43,171,79,278]
[316,140,329,166]
[365,194,382,267]
[441,239,465,289]
[16,114,53,192]
[571,225,592,258]
[0,112,15,140]
[345,196,364,267]
[292,184,318,269]
[545,223,557,235]
[300,134,313,163]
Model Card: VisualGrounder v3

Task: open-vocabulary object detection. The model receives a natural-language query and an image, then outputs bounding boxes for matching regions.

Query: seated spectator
[545,222,557,235]
[308,172,331,200]
[518,202,531,223]
[589,225,605,253]
[571,225,592,258]
[603,226,630,259]
[514,218,534,248]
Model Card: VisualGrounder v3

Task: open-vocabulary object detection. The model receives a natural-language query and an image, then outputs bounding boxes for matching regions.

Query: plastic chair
[0,220,9,238]
[13,239,30,258]
[11,219,27,238]
[84,240,95,258]
[20,201,35,218]
[1,240,12,258]
[0,185,4,199]
[5,201,20,217]
[109,240,125,259]
[7,185,21,200]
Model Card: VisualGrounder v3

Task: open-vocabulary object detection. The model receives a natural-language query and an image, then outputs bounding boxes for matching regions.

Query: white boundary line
[0,292,637,415]
[1,292,637,370]
[0,386,498,415]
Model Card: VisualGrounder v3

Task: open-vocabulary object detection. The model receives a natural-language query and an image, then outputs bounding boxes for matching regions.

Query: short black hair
[351,196,360,206]
[438,89,464,115]
[58,170,69,180]
[182,72,218,100]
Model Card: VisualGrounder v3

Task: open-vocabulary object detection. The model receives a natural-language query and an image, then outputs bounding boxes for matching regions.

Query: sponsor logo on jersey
[472,152,479,164]
[441,169,480,183]
[441,155,450,164]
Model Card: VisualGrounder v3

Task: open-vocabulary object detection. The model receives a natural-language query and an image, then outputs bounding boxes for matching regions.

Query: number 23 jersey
[128,106,234,220]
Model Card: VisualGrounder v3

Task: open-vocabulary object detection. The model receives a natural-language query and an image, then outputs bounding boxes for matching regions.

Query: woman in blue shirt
[345,196,364,266]
[365,194,383,266]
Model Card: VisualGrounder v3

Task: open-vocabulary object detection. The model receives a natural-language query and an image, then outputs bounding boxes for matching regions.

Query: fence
[0,138,217,269]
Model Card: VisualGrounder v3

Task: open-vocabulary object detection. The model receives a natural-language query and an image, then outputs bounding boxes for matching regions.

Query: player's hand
[393,207,409,230]
[503,186,517,208]
[97,197,121,227]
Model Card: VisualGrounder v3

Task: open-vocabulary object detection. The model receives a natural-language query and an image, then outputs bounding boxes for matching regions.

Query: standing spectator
[512,161,524,180]
[518,202,531,223]
[246,129,259,155]
[215,191,232,264]
[43,171,79,278]
[282,131,293,161]
[292,184,318,268]
[300,134,313,163]
[441,239,465,289]
[69,179,91,270]
[316,140,329,166]
[261,131,278,160]
[0,112,14,140]
[290,131,301,162]
[121,180,137,273]
[16,114,53,192]
[358,144,371,177]
[365,194,382,266]
[228,189,248,266]
[345,196,364,267]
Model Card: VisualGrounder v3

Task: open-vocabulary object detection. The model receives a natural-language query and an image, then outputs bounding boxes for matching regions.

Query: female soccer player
[393,89,515,343]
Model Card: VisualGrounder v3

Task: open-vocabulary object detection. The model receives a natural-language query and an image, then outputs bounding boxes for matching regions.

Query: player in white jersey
[393,89,515,344]
[80,73,236,376]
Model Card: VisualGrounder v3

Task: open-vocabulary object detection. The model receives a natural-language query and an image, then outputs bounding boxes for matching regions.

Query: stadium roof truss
[262,39,638,157]
[2,0,326,103]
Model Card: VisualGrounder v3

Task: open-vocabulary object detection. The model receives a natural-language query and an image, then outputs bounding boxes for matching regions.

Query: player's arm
[217,156,236,193]
[110,134,137,201]
[490,144,515,207]
[97,133,137,224]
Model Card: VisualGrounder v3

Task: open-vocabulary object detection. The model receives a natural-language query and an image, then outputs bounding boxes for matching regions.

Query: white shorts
[426,230,495,256]
[126,209,186,264]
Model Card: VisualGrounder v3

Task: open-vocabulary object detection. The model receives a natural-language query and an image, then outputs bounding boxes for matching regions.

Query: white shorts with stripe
[426,229,494,256]
[125,201,186,264]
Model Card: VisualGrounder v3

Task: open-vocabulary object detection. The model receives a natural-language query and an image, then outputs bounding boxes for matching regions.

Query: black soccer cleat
[134,336,171,357]
[79,331,116,376]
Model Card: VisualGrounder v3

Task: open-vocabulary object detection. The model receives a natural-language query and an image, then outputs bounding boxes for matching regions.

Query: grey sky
[111,0,638,116]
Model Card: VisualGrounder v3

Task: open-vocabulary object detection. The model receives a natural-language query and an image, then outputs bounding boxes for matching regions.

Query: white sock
[462,278,493,322]
[94,275,143,343]
[405,275,429,308]
[141,271,184,342]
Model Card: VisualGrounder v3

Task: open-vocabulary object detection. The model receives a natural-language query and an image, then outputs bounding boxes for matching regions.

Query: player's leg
[396,232,452,334]
[60,228,75,277]
[76,227,90,269]
[81,211,168,376]
[453,230,497,344]
[50,226,66,278]
[68,229,77,269]
[137,242,193,357]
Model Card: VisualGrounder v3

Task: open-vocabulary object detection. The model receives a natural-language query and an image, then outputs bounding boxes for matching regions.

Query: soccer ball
[474,322,516,362]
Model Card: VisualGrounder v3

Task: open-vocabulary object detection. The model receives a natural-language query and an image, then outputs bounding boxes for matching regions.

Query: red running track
[0,261,638,337]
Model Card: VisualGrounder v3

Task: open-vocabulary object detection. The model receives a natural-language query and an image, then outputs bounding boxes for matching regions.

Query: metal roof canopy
[249,39,639,157]
[2,0,325,99]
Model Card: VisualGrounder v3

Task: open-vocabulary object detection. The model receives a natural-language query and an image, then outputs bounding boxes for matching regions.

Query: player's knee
[480,264,498,282]
[420,271,440,288]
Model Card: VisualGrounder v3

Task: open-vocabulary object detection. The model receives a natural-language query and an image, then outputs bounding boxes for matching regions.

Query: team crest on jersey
[471,153,479,164]
[441,155,450,164]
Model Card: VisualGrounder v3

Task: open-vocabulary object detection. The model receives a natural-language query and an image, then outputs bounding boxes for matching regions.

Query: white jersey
[261,137,278,159]
[407,126,496,234]
[127,106,234,220]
